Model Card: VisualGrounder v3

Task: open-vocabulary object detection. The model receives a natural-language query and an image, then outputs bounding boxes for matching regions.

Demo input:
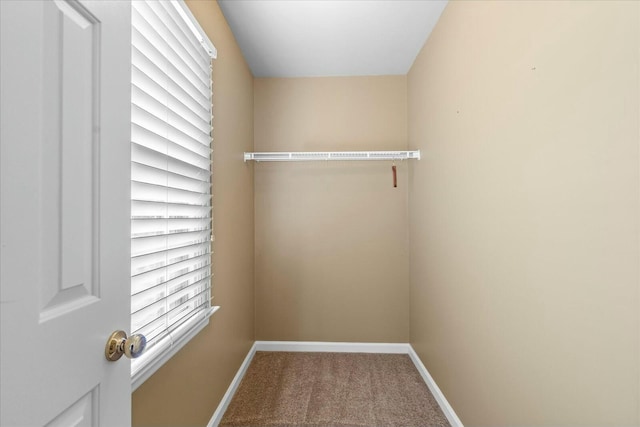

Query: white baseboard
[207,342,257,427]
[255,340,410,354]
[408,346,463,427]
[207,341,463,427]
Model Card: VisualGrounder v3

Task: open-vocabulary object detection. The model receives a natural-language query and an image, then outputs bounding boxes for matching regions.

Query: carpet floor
[219,352,451,427]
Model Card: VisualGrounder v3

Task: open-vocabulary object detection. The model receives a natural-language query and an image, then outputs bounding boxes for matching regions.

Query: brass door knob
[105,330,147,361]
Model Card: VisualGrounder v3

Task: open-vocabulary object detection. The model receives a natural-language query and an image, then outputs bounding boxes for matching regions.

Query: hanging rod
[243,150,421,162]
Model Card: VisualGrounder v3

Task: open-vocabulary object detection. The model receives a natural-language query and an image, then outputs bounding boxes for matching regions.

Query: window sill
[131,305,220,392]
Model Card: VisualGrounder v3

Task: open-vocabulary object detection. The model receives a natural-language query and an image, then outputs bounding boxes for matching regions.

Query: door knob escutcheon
[105,330,147,361]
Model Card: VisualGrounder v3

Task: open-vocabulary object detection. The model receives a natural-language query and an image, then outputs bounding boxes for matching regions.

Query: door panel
[0,1,131,425]
[40,0,101,322]
[44,387,98,427]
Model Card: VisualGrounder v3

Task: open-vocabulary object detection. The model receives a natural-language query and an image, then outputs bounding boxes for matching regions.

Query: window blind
[130,0,216,383]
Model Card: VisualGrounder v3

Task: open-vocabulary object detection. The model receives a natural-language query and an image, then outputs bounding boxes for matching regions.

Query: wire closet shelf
[243,150,421,162]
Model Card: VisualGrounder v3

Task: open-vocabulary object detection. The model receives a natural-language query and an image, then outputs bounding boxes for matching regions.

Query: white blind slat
[132,200,211,220]
[131,0,214,379]
[132,3,210,94]
[132,104,211,160]
[132,180,211,206]
[132,140,211,182]
[158,1,211,64]
[132,162,210,194]
[132,48,210,121]
[132,275,210,318]
[131,230,211,259]
[133,77,211,134]
[131,218,211,239]
[153,1,211,74]
[132,36,209,113]
[141,1,210,86]
[132,85,211,145]
[132,255,211,294]
[134,243,207,267]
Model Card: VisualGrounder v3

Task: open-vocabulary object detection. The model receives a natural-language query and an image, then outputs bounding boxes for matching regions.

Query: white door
[1,1,132,425]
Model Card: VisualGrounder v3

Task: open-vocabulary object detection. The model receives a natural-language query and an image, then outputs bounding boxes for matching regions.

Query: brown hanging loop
[392,163,397,188]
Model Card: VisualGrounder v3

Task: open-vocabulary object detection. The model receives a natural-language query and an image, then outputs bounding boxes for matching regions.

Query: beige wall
[132,1,254,425]
[254,76,410,342]
[130,1,640,425]
[408,1,640,426]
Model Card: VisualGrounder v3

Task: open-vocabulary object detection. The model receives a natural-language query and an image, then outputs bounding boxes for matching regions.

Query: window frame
[129,0,218,391]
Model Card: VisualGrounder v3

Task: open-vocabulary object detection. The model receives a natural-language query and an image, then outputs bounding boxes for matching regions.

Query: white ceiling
[218,0,448,78]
